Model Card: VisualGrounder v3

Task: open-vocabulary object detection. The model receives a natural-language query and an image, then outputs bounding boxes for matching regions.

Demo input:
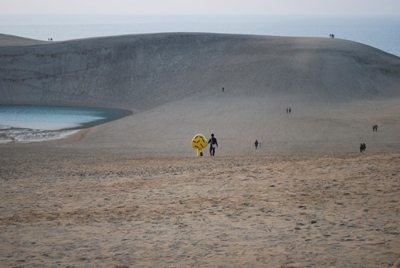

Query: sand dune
[1,33,399,110]
[0,33,399,155]
[0,33,400,267]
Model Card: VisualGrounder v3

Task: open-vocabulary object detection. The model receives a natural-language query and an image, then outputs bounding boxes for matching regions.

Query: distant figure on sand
[255,139,259,149]
[360,143,366,153]
[373,124,378,131]
[222,87,224,92]
[208,133,218,156]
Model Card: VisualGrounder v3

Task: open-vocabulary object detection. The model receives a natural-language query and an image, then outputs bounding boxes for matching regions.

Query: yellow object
[191,134,208,156]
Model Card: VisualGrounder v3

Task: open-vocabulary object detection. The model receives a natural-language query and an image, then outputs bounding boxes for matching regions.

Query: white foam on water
[0,128,80,144]
[0,106,131,143]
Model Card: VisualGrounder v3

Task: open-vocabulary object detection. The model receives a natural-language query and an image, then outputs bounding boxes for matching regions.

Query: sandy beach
[1,33,400,267]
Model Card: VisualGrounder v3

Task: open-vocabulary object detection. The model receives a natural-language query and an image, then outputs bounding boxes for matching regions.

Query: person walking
[360,143,366,153]
[255,139,259,149]
[208,133,218,156]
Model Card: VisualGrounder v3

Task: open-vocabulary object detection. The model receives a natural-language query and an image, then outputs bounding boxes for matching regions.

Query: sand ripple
[0,152,399,267]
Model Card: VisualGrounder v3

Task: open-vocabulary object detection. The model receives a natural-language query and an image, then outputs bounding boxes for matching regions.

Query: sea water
[0,106,132,143]
[0,15,399,57]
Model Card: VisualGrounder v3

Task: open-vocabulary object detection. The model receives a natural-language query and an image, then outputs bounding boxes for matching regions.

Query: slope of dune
[1,33,399,109]
[0,33,399,155]
[0,34,48,47]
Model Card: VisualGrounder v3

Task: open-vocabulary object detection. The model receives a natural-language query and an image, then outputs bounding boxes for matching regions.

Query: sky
[1,0,400,16]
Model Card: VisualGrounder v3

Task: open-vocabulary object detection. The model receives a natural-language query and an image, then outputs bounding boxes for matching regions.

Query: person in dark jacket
[208,133,218,156]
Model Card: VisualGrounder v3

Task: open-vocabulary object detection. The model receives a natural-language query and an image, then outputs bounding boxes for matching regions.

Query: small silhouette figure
[222,87,224,92]
[373,124,378,131]
[360,143,366,153]
[255,139,259,149]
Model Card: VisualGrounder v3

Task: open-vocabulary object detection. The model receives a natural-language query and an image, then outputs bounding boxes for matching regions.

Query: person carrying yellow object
[208,133,218,156]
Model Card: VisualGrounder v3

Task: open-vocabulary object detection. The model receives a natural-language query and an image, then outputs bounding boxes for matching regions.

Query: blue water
[0,14,399,57]
[0,105,132,130]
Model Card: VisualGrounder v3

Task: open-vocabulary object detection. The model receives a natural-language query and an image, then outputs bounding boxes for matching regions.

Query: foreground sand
[1,150,399,267]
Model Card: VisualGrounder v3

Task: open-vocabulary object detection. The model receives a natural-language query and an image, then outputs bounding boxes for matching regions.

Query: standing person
[255,139,259,149]
[208,133,218,156]
[360,143,366,152]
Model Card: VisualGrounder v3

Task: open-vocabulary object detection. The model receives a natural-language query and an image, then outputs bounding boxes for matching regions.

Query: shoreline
[50,127,91,143]
[0,128,82,144]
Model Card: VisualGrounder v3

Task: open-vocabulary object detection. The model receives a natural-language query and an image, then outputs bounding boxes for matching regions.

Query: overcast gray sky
[1,0,399,15]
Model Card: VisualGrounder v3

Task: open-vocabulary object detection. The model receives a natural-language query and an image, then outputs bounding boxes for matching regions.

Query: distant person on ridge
[208,133,218,156]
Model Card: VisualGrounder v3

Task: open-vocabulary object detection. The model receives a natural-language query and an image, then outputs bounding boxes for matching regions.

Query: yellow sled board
[192,134,208,149]
[192,134,207,156]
